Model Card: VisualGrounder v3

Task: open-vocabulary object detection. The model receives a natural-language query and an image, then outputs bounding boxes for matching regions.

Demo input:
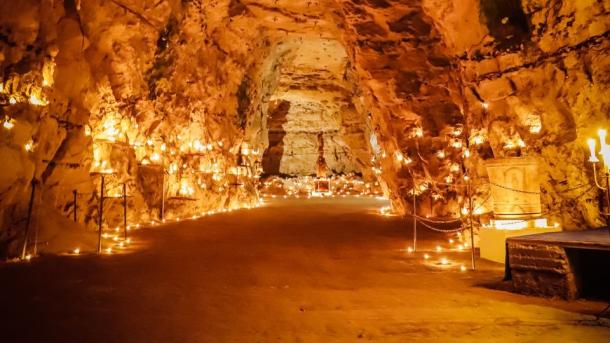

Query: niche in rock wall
[262,100,290,175]
[236,76,251,130]
[480,0,530,50]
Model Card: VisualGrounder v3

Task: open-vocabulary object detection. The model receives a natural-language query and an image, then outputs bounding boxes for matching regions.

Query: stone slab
[506,229,610,299]
[508,229,610,251]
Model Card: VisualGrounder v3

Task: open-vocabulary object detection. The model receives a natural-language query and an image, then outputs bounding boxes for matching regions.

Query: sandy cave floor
[0,197,609,342]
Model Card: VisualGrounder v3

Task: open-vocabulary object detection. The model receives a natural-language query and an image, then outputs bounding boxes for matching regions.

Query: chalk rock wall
[424,0,610,229]
[1,0,609,256]
[0,0,263,255]
[259,39,368,176]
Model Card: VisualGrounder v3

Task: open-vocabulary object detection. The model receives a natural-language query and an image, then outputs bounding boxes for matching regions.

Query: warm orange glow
[588,138,599,162]
[3,116,15,130]
[24,139,34,152]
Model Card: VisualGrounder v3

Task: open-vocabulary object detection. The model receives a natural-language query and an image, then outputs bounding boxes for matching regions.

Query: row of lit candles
[587,129,610,171]
[404,236,470,272]
[22,198,266,260]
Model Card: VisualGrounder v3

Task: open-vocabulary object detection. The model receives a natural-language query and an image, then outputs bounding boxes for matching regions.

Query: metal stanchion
[591,163,610,239]
[97,175,105,254]
[160,172,165,220]
[73,190,78,222]
[33,193,39,256]
[412,190,417,251]
[20,180,37,260]
[123,183,128,240]
[467,178,476,270]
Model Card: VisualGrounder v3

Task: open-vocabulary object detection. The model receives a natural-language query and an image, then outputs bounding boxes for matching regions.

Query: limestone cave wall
[1,0,609,256]
[0,0,266,255]
[423,0,610,228]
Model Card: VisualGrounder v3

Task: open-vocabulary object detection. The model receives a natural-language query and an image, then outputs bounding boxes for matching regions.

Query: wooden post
[123,183,128,240]
[20,180,37,260]
[97,175,105,254]
[73,190,78,222]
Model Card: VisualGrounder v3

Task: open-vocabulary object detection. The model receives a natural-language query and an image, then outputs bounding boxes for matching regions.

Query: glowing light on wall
[529,123,542,134]
[394,151,404,162]
[28,89,48,106]
[2,116,15,130]
[450,139,463,149]
[24,139,34,152]
[471,134,485,145]
[412,127,423,138]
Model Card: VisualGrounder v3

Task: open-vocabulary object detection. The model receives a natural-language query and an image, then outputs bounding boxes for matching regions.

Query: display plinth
[480,224,561,264]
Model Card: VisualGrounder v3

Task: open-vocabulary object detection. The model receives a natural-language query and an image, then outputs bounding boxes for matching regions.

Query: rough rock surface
[1,0,609,255]
[508,240,578,299]
[424,0,610,228]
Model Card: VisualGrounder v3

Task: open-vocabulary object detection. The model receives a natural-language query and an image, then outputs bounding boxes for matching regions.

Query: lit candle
[587,138,598,162]
[2,117,14,130]
[394,151,403,162]
[599,129,610,170]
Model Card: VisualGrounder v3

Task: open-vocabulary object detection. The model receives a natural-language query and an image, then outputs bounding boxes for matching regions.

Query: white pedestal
[480,226,561,264]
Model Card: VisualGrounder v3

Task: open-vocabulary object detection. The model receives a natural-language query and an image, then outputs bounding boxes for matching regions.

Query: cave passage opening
[1,0,608,264]
[240,37,382,198]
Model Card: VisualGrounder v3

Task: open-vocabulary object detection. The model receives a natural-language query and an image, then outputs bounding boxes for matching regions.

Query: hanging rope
[488,181,541,195]
[555,183,590,193]
[414,218,465,233]
[414,214,462,224]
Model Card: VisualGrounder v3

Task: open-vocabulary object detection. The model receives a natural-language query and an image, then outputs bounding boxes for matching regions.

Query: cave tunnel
[1,0,610,341]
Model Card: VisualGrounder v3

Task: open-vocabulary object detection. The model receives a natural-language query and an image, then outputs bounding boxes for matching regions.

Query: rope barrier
[472,193,492,212]
[414,218,465,233]
[556,185,596,201]
[414,214,462,224]
[411,177,489,189]
[489,181,541,195]
[555,183,590,193]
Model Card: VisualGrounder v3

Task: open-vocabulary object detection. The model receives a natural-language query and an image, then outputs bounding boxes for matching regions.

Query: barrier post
[412,190,417,251]
[123,183,128,240]
[467,178,476,270]
[97,175,105,254]
[20,180,37,259]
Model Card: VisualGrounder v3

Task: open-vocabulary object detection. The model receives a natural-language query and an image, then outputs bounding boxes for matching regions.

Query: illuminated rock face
[257,38,367,176]
[0,0,609,254]
[423,0,610,228]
